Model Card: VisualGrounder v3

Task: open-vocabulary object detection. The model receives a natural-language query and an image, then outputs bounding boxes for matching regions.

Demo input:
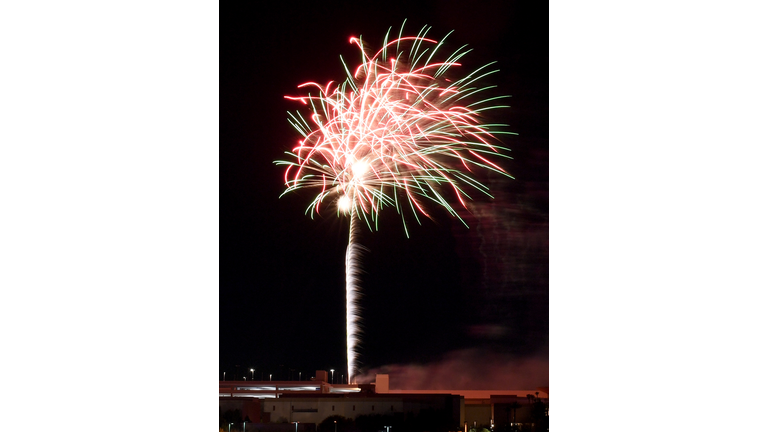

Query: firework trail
[277,22,515,383]
[345,212,363,383]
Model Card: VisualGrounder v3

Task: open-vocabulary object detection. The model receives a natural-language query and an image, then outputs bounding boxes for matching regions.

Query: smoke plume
[357,348,548,390]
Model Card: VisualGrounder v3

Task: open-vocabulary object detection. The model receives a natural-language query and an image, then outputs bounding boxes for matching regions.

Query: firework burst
[276,22,515,383]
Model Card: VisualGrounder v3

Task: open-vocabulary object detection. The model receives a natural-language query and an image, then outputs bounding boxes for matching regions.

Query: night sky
[221,0,548,389]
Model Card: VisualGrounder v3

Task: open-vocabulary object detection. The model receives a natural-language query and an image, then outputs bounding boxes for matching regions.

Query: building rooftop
[219,372,548,401]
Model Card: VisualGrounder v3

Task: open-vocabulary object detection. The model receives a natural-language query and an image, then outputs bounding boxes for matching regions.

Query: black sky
[221,0,548,387]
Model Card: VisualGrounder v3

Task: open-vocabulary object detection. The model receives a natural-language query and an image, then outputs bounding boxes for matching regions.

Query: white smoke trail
[345,212,363,383]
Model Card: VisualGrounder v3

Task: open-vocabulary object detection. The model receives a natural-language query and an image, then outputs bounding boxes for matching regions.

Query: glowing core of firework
[351,160,369,179]
[338,195,352,212]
